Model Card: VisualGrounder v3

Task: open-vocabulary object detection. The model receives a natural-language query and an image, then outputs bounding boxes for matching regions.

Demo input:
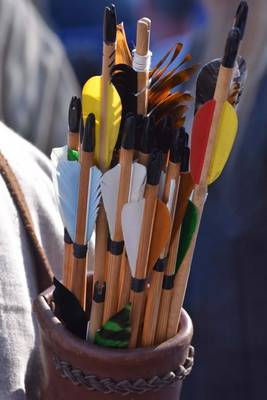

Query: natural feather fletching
[51,146,102,242]
[101,163,146,239]
[195,56,247,112]
[115,23,132,66]
[121,199,145,276]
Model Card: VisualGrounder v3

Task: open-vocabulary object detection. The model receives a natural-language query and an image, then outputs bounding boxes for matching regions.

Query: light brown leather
[34,276,193,400]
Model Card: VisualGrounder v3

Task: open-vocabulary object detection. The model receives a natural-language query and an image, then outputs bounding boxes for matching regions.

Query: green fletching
[176,201,198,273]
[67,149,79,161]
[95,304,131,349]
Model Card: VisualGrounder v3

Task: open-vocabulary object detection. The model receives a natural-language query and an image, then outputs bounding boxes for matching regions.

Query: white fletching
[51,146,102,243]
[101,162,146,240]
[128,163,146,202]
[101,164,121,239]
[121,199,145,276]
[167,179,176,213]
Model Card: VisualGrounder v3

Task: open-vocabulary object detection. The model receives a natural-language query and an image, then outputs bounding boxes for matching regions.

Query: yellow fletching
[82,76,122,170]
[208,101,238,184]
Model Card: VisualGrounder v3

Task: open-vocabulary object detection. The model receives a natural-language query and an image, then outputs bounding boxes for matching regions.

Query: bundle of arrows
[51,2,248,349]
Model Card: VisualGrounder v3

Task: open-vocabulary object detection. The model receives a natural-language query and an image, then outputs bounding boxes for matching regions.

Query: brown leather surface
[34,277,193,400]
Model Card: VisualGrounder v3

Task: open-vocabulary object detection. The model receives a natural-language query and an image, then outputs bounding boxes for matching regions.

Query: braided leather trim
[54,346,194,395]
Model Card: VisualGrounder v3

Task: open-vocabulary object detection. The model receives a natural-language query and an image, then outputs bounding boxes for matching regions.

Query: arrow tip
[234,1,248,40]
[222,28,241,69]
[170,127,189,163]
[147,150,163,186]
[83,113,95,152]
[181,147,190,172]
[157,115,173,154]
[103,4,117,44]
[140,116,155,154]
[68,96,81,133]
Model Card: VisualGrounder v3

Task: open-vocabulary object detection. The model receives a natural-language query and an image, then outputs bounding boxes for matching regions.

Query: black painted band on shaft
[162,274,175,290]
[93,281,106,303]
[73,243,88,259]
[154,257,168,272]
[108,238,124,255]
[131,277,147,293]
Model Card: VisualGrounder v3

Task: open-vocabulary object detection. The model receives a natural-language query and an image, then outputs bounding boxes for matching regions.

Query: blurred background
[1,0,267,399]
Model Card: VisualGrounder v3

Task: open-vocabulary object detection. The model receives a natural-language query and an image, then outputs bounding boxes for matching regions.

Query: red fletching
[190,100,216,184]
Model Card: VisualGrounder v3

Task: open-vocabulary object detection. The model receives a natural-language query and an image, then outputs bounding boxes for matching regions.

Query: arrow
[133,18,152,116]
[121,151,170,348]
[100,115,147,323]
[86,4,121,340]
[141,128,185,347]
[168,24,246,342]
[63,97,82,289]
[82,5,121,172]
[154,146,194,345]
[51,115,102,308]
[191,29,241,187]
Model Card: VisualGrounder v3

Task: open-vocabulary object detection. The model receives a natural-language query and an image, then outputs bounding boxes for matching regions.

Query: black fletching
[68,97,81,133]
[147,151,163,186]
[53,278,88,339]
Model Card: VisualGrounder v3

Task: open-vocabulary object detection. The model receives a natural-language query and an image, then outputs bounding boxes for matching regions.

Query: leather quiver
[33,278,194,400]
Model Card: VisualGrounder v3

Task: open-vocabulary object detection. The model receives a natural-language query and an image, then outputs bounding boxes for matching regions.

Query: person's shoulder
[0,122,53,181]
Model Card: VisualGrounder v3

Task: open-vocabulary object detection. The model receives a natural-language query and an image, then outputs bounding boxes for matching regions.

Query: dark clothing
[183,70,267,399]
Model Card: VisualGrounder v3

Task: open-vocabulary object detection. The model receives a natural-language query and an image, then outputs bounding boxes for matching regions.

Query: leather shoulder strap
[0,151,53,292]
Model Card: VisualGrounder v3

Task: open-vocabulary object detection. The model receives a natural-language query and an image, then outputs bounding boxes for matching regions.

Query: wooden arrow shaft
[136,19,151,116]
[114,149,134,240]
[117,251,131,311]
[142,161,180,346]
[70,151,93,308]
[129,184,158,348]
[68,130,79,151]
[63,239,73,290]
[166,211,201,340]
[100,43,116,171]
[71,257,88,309]
[142,270,164,346]
[103,148,133,322]
[63,130,79,290]
[75,152,92,244]
[89,203,108,339]
[154,230,181,344]
[103,253,123,323]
